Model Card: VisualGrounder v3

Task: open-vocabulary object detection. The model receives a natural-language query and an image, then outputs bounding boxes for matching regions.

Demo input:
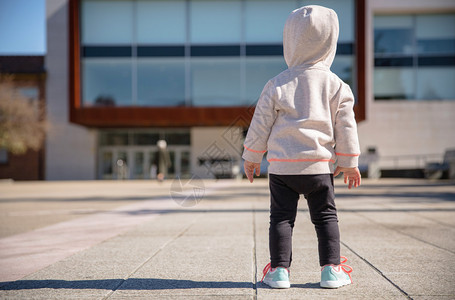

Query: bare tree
[0,76,48,155]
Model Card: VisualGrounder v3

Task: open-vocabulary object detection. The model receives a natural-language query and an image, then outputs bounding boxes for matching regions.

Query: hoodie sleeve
[242,80,278,163]
[334,83,361,168]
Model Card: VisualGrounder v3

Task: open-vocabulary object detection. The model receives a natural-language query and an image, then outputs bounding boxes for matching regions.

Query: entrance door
[144,146,191,179]
[99,148,130,180]
[98,146,191,180]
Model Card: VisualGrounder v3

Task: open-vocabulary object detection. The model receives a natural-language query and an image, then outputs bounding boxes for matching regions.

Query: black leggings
[269,174,340,268]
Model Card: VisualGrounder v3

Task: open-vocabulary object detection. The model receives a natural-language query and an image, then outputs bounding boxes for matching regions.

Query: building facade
[0,56,46,180]
[360,0,455,173]
[45,0,455,180]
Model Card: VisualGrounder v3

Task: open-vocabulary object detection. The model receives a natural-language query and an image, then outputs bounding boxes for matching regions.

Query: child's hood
[283,5,339,69]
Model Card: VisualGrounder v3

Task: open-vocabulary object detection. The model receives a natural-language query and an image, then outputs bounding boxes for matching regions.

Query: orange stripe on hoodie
[244,145,266,154]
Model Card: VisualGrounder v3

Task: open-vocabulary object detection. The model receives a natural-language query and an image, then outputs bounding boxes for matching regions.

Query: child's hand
[244,160,261,183]
[334,166,361,189]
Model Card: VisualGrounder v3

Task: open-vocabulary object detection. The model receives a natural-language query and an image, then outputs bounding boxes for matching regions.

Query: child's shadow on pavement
[1,279,321,291]
[292,282,320,289]
[0,278,251,291]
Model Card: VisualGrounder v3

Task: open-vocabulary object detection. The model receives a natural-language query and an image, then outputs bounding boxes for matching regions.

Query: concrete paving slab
[108,210,255,299]
[0,180,183,238]
[0,213,198,299]
[412,211,455,227]
[340,211,455,298]
[0,178,454,299]
[0,200,140,239]
[355,211,455,252]
[0,198,177,282]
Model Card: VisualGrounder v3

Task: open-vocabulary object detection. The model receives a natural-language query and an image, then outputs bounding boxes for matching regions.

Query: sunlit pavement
[0,178,454,299]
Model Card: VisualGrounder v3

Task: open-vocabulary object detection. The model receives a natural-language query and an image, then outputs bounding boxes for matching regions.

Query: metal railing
[378,153,443,169]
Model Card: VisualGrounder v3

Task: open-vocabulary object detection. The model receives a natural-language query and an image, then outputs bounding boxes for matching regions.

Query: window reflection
[374,14,455,100]
[18,87,39,100]
[82,58,132,106]
[416,14,455,55]
[81,0,133,45]
[245,57,287,104]
[300,0,354,42]
[374,68,414,100]
[332,56,354,86]
[245,0,298,43]
[181,151,191,176]
[100,131,191,146]
[190,0,242,44]
[374,29,414,55]
[133,133,160,146]
[374,16,413,55]
[137,58,185,106]
[136,0,185,44]
[191,57,242,106]
[101,151,113,178]
[165,132,191,145]
[416,68,455,100]
[99,132,129,146]
[133,152,144,178]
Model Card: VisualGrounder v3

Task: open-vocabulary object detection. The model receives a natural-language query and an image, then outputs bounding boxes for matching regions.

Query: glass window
[300,0,354,43]
[81,0,133,45]
[416,68,455,100]
[100,132,129,146]
[416,14,455,55]
[180,151,191,177]
[374,13,455,101]
[164,132,191,145]
[18,87,39,100]
[101,130,190,146]
[167,151,175,175]
[191,57,242,106]
[137,58,186,106]
[245,0,298,44]
[331,56,354,87]
[245,56,287,104]
[374,68,415,100]
[79,0,359,107]
[190,0,242,44]
[149,151,157,173]
[133,133,160,145]
[133,152,145,178]
[116,151,129,179]
[82,58,132,106]
[0,148,8,164]
[101,151,113,178]
[416,14,455,39]
[374,16,413,55]
[136,0,186,44]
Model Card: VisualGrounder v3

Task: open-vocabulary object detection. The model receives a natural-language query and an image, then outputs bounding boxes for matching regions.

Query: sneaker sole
[263,280,291,289]
[320,280,351,289]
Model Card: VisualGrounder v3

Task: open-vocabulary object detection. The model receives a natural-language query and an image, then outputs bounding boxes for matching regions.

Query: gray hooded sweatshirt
[242,5,360,175]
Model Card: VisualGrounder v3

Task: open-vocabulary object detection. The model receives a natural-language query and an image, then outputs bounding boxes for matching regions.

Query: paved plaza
[0,178,454,299]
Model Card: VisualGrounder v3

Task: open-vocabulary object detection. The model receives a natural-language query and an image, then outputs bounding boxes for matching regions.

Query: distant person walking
[243,5,361,289]
[155,140,171,182]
